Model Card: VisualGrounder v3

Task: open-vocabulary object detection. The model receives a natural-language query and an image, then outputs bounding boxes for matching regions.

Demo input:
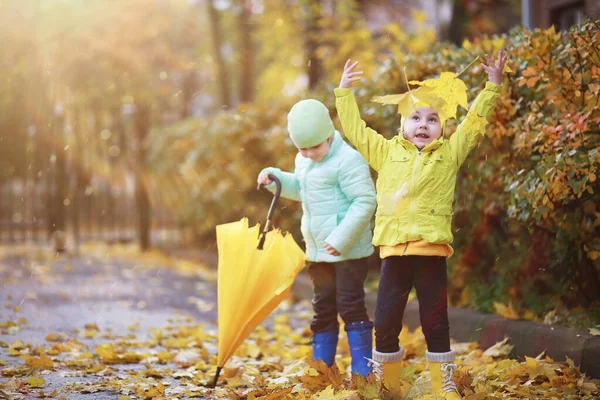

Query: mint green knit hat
[287,99,335,148]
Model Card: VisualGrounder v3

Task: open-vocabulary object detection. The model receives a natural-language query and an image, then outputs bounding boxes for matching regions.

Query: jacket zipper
[401,242,409,256]
[303,162,316,260]
[410,150,422,240]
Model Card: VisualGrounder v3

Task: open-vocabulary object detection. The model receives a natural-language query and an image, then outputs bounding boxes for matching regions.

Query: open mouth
[415,133,430,139]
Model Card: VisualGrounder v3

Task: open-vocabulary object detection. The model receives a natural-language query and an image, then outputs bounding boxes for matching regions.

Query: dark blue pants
[308,258,371,333]
[374,255,450,353]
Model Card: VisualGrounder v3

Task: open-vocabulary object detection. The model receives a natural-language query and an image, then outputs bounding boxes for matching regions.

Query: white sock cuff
[372,347,405,363]
[426,350,456,363]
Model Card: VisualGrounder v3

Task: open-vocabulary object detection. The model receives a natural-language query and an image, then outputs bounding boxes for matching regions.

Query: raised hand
[480,50,508,85]
[339,59,364,89]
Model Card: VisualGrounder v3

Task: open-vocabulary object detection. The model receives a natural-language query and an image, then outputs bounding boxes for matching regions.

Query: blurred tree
[0,0,42,182]
[238,0,254,103]
[208,0,232,108]
[253,0,304,102]
[448,0,469,45]
[134,102,151,250]
[445,0,521,44]
[37,0,205,248]
[301,0,324,90]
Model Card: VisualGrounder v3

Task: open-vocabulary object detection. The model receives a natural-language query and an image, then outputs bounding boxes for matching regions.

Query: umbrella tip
[208,366,223,388]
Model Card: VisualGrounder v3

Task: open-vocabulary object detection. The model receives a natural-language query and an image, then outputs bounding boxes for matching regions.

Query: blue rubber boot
[312,329,338,367]
[345,321,373,377]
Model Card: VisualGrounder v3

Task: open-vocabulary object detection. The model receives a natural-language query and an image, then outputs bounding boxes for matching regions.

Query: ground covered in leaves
[0,244,599,399]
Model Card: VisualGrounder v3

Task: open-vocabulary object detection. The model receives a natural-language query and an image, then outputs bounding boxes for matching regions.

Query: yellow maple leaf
[409,71,468,119]
[300,360,343,393]
[128,323,139,331]
[493,301,519,319]
[138,381,165,399]
[256,387,294,399]
[222,366,240,378]
[157,350,174,364]
[84,323,99,331]
[313,385,360,400]
[84,330,97,338]
[45,333,65,342]
[313,385,336,400]
[411,86,449,118]
[162,337,190,349]
[22,355,54,369]
[523,356,556,379]
[589,328,600,336]
[372,86,447,118]
[372,92,417,118]
[150,328,163,345]
[482,337,514,358]
[95,343,117,363]
[523,309,535,320]
[400,327,427,359]
[0,320,16,329]
[525,356,538,369]
[462,112,490,136]
[120,351,143,364]
[225,375,247,388]
[243,341,262,359]
[8,339,27,353]
[355,374,381,399]
[26,376,46,388]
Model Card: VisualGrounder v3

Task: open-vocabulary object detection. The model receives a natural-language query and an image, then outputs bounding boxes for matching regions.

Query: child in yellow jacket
[334,52,507,399]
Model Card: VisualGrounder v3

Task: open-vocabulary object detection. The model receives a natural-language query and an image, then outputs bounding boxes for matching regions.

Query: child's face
[403,106,442,149]
[298,137,332,162]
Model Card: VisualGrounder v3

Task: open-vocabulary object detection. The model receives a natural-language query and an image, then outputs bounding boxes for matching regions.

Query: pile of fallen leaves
[1,244,599,399]
[2,306,599,399]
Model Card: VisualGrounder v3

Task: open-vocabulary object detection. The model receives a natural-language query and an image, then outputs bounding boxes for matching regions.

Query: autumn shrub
[459,23,600,321]
[147,103,304,243]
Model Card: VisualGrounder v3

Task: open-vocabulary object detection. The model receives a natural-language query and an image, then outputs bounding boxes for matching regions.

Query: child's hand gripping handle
[257,174,282,250]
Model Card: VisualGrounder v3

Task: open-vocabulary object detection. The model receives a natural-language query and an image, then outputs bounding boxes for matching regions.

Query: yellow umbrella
[212,176,305,386]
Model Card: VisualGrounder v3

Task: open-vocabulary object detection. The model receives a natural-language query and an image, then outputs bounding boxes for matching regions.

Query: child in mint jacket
[258,99,377,377]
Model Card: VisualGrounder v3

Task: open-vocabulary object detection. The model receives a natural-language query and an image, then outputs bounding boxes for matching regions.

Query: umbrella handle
[257,174,282,250]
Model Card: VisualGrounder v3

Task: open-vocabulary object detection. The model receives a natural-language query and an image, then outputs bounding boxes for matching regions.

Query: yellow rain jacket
[334,82,501,250]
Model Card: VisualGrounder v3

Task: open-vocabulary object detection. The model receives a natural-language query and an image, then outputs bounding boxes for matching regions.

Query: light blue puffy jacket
[262,131,376,262]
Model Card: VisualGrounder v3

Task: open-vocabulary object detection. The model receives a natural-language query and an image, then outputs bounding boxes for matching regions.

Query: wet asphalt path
[0,246,219,399]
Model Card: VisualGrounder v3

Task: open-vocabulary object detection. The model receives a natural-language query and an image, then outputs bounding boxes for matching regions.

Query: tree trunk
[51,105,67,235]
[134,103,151,251]
[577,249,600,305]
[354,0,367,15]
[71,107,84,253]
[447,0,469,45]
[207,0,231,108]
[303,0,323,90]
[238,0,254,103]
[180,71,197,119]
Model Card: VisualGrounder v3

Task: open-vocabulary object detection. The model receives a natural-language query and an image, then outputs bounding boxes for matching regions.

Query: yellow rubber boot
[427,350,462,400]
[371,348,404,395]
